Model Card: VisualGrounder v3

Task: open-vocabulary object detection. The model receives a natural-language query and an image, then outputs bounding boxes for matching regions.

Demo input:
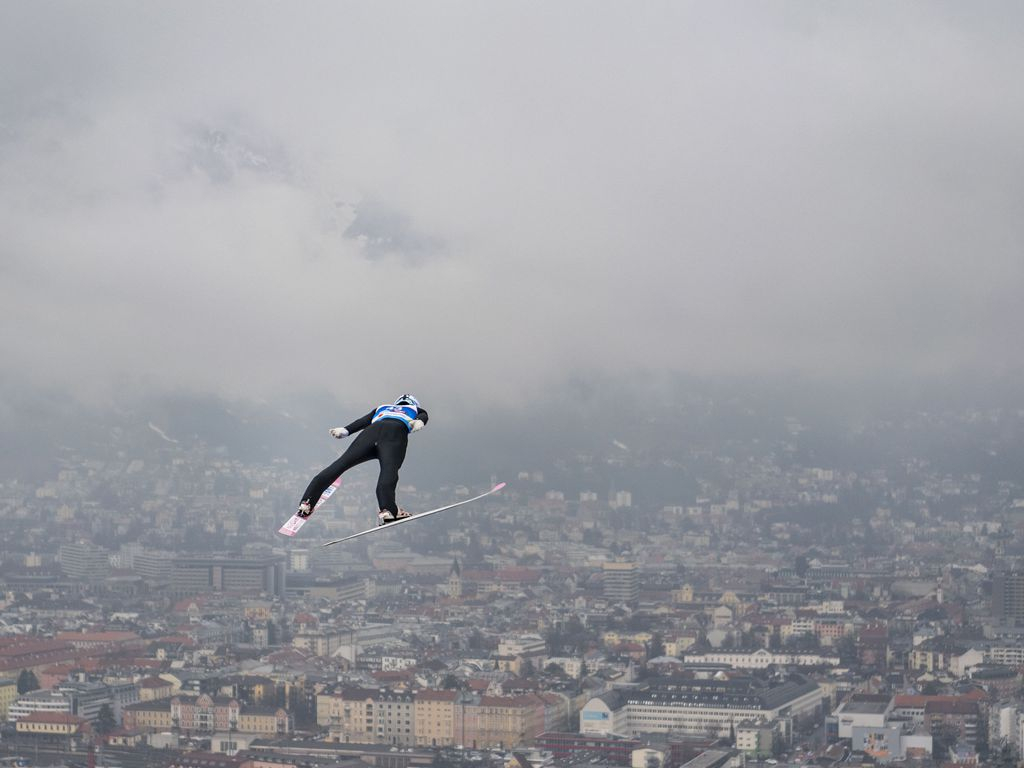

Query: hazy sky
[2,2,1022,416]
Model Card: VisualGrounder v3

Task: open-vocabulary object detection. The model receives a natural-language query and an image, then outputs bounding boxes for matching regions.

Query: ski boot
[296,500,313,519]
[377,508,411,526]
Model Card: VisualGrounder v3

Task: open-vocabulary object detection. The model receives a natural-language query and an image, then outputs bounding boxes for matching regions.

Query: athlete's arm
[344,410,375,434]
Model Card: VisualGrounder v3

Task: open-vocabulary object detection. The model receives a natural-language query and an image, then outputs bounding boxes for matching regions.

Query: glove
[410,419,425,433]
[329,427,350,439]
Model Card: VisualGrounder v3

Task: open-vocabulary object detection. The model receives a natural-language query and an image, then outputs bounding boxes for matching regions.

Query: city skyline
[2,3,1024,766]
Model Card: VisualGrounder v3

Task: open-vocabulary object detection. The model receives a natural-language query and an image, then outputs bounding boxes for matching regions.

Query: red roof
[19,711,88,726]
[896,694,985,709]
[925,699,980,716]
[415,689,457,702]
[55,631,141,644]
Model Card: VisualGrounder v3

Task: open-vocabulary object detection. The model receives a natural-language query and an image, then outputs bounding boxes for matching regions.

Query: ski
[278,477,342,537]
[320,482,506,547]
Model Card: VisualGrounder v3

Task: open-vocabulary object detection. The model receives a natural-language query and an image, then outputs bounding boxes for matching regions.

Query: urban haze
[1,3,1023,768]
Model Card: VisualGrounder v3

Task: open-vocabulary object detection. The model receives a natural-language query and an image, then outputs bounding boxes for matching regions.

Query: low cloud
[1,2,1021,418]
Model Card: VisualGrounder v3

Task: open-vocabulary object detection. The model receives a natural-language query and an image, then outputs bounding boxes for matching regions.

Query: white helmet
[395,394,420,408]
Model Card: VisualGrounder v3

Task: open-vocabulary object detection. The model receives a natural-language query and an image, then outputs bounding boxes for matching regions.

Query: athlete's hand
[410,420,425,433]
[329,427,350,439]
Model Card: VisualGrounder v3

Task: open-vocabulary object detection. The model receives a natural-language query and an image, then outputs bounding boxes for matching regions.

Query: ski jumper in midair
[297,395,428,526]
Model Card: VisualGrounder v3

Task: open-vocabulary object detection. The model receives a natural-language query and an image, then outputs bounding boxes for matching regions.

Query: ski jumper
[301,403,429,515]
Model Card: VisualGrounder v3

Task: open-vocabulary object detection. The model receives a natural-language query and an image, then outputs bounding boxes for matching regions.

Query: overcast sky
[2,2,1022,418]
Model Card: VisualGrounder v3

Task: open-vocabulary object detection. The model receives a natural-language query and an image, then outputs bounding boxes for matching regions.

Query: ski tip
[492,482,506,492]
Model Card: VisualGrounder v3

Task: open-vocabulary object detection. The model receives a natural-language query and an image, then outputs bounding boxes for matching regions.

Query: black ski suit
[300,406,429,515]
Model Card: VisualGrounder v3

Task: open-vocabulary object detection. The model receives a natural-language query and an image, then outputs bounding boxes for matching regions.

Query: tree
[834,634,858,666]
[563,615,590,654]
[544,626,566,656]
[931,722,960,760]
[288,683,314,729]
[442,674,466,690]
[467,628,486,651]
[646,633,666,660]
[795,555,809,579]
[95,704,116,736]
[992,744,1018,768]
[17,669,39,694]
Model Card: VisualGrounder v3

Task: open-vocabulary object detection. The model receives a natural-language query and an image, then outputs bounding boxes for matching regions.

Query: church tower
[447,557,462,598]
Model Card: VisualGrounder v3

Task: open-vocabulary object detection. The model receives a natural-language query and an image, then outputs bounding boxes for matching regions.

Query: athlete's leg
[300,430,377,509]
[375,423,409,515]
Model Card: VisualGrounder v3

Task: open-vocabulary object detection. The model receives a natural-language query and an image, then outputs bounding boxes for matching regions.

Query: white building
[580,676,823,739]
[611,491,632,509]
[949,648,985,677]
[546,656,586,678]
[288,549,310,573]
[580,691,629,737]
[683,648,840,670]
[833,695,893,739]
[631,746,668,768]
[987,645,1024,667]
[7,690,72,722]
[998,705,1020,746]
[735,720,775,757]
[498,635,547,657]
[851,724,932,763]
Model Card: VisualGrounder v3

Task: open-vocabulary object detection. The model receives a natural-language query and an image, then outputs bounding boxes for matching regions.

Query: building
[581,691,628,737]
[683,648,840,669]
[172,694,241,732]
[603,561,639,604]
[58,542,110,581]
[288,549,310,573]
[122,699,175,730]
[735,721,776,758]
[375,690,416,746]
[987,645,1024,666]
[139,675,176,701]
[319,686,377,742]
[968,665,1020,698]
[831,694,893,740]
[292,628,343,657]
[992,568,1024,626]
[133,549,174,585]
[0,678,16,720]
[496,635,548,675]
[414,689,459,747]
[7,689,72,723]
[123,694,290,736]
[925,698,981,749]
[171,555,286,597]
[851,723,933,763]
[319,686,416,746]
[580,674,824,739]
[15,711,90,737]
[235,705,291,735]
[827,694,940,762]
[536,732,641,763]
[909,637,967,673]
[56,681,114,722]
[465,694,543,749]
